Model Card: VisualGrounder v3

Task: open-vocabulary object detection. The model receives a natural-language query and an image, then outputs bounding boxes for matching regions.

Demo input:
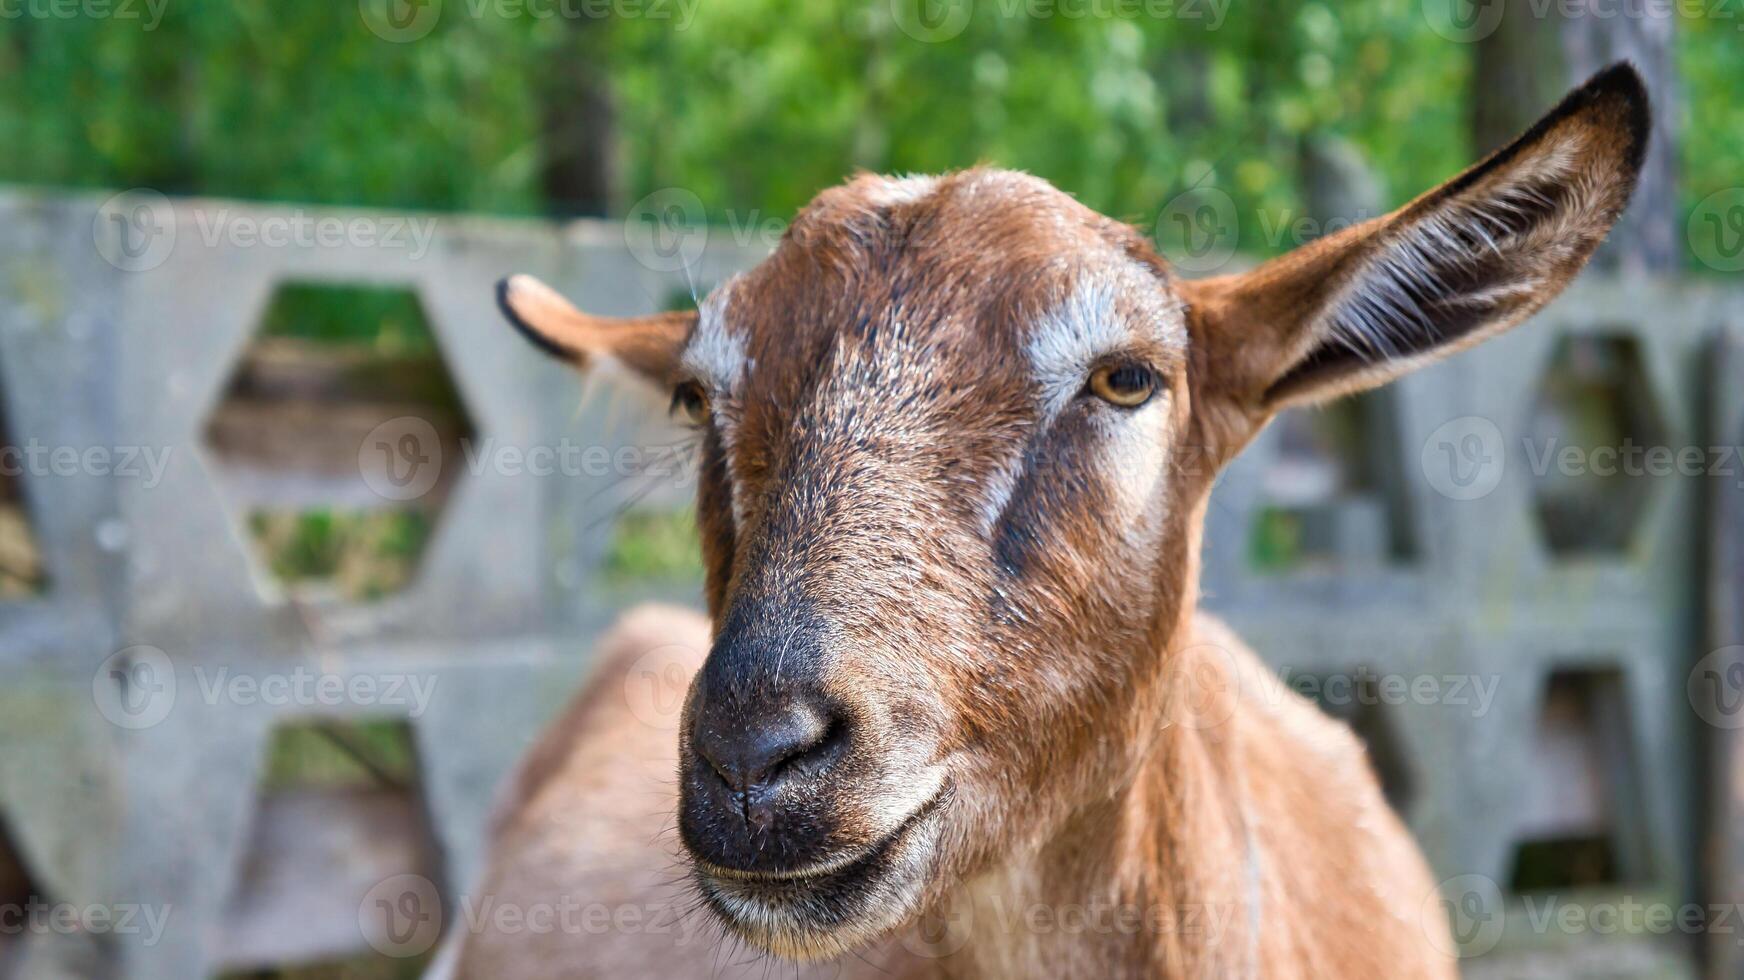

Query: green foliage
[603,507,705,584]
[0,3,1726,262]
[259,283,439,352]
[260,719,419,790]
[1679,11,1744,271]
[247,509,432,601]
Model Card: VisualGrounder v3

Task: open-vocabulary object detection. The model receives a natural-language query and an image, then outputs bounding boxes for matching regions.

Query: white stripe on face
[682,281,751,533]
[1023,275,1185,420]
[980,275,1181,540]
[681,280,749,393]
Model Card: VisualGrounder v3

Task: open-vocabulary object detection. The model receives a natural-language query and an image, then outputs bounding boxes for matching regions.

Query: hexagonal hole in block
[0,397,46,597]
[1289,670,1417,817]
[1248,390,1416,574]
[203,284,476,603]
[216,718,444,977]
[1506,667,1648,893]
[1525,335,1666,559]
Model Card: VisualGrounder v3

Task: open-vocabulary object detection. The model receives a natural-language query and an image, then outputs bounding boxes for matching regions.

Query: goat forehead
[696,171,1183,399]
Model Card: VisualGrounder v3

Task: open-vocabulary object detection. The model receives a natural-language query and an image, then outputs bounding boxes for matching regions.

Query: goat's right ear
[496,274,695,385]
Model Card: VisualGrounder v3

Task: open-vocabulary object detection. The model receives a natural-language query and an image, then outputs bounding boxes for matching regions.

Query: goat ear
[496,274,695,385]
[1181,62,1649,414]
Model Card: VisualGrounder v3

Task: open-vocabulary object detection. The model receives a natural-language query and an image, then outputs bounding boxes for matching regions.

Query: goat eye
[670,381,710,425]
[1087,363,1158,408]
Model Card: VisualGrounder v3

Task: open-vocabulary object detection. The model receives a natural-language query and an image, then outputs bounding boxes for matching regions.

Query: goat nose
[691,689,842,794]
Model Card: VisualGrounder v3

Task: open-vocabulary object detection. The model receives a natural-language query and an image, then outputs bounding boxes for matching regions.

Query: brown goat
[442,64,1648,979]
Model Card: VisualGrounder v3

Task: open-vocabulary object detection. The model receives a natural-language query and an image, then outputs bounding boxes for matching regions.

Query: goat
[444,64,1648,979]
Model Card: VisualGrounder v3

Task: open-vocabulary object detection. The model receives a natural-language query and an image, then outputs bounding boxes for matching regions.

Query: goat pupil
[672,384,705,419]
[1110,366,1147,392]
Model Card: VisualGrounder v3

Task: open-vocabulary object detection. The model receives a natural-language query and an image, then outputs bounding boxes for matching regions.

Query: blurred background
[0,1,1740,978]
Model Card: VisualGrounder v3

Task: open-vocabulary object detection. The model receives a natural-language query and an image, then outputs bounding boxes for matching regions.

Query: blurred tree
[1467,0,1679,273]
[539,15,617,216]
[0,0,1724,272]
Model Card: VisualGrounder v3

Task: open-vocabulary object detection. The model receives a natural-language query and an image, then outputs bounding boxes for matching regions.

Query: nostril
[762,711,843,784]
[691,689,849,795]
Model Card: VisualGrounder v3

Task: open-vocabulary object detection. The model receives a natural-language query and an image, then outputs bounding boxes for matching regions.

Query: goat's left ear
[496,273,695,385]
[1181,62,1649,415]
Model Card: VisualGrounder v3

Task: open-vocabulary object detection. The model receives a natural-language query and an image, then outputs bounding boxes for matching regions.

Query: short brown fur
[451,64,1648,980]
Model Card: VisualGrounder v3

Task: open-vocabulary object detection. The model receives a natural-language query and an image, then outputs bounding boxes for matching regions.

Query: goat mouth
[691,791,948,959]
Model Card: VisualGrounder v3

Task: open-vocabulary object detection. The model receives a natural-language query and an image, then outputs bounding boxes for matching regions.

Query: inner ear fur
[1182,62,1649,414]
[496,273,696,384]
